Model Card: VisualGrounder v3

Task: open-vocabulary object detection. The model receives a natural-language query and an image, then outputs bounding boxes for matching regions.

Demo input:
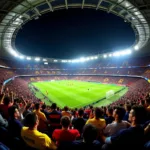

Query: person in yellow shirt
[21,112,56,150]
[86,107,106,131]
[33,103,47,131]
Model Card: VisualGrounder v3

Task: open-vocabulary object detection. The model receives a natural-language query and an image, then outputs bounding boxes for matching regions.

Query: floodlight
[113,53,116,56]
[35,57,40,61]
[109,54,112,57]
[94,56,98,59]
[120,51,126,55]
[68,60,71,63]
[74,59,80,63]
[126,49,132,54]
[90,57,94,60]
[62,60,67,63]
[80,57,85,62]
[113,52,120,57]
[43,58,47,61]
[14,52,19,57]
[134,46,139,50]
[103,54,107,58]
[26,57,31,60]
[19,55,24,59]
[85,58,89,61]
[9,49,18,57]
[54,60,58,62]
[44,62,48,65]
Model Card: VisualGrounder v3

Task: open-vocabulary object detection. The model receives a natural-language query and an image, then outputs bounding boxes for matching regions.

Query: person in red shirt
[52,116,80,145]
[0,97,13,119]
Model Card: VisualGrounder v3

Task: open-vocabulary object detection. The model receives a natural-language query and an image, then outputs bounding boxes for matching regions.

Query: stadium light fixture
[86,57,90,61]
[120,50,126,55]
[109,54,112,57]
[80,57,86,62]
[74,59,79,63]
[113,53,116,56]
[26,57,31,60]
[71,59,77,63]
[19,55,24,59]
[54,60,58,62]
[44,62,48,65]
[43,58,47,61]
[68,60,72,63]
[113,52,120,57]
[9,49,19,57]
[126,49,132,54]
[103,54,107,58]
[116,52,121,56]
[94,56,98,59]
[90,57,94,60]
[35,57,40,61]
[134,46,139,50]
[62,60,67,63]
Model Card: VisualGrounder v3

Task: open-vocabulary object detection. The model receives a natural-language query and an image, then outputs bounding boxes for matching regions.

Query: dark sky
[15,9,135,59]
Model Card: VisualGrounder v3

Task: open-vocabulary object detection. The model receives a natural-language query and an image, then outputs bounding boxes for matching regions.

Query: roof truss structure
[0,0,149,61]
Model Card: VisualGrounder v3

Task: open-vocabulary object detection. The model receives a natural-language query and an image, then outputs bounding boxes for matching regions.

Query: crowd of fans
[0,56,150,149]
[1,92,150,150]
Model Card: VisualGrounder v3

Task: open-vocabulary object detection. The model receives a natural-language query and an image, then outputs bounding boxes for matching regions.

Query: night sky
[15,9,135,59]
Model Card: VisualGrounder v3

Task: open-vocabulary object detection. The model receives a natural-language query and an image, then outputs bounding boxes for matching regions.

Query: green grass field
[29,80,128,108]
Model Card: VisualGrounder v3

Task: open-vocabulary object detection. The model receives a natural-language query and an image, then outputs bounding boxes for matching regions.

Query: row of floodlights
[8,46,138,63]
[61,56,98,63]
[20,56,98,63]
[103,49,132,58]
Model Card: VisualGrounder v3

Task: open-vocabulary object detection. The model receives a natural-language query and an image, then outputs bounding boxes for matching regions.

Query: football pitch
[29,80,128,108]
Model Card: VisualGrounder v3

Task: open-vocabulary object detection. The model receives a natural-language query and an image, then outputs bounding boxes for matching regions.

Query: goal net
[106,90,115,99]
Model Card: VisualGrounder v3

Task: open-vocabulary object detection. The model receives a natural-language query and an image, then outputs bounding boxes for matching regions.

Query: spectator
[105,107,114,125]
[86,107,106,131]
[23,103,31,117]
[59,124,101,150]
[104,106,130,136]
[33,103,47,131]
[0,97,13,119]
[85,106,93,118]
[74,124,101,149]
[14,97,27,120]
[47,103,62,134]
[52,116,80,145]
[123,104,131,121]
[62,106,71,118]
[21,112,56,150]
[0,113,8,128]
[101,105,145,150]
[41,104,48,116]
[72,108,86,134]
[8,105,23,138]
[0,94,5,104]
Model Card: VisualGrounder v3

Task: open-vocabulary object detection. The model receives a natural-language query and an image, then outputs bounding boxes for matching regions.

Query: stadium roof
[0,0,150,62]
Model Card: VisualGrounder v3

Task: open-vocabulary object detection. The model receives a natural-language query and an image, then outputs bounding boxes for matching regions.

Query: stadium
[0,0,150,150]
